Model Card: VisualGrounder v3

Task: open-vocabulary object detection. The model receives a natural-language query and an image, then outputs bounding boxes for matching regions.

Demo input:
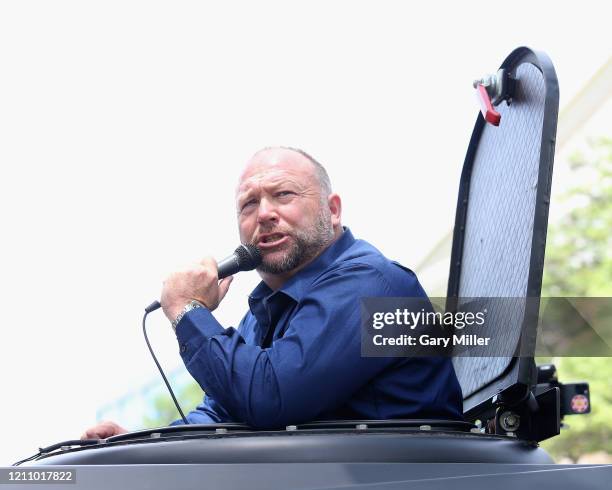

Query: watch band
[172,299,206,332]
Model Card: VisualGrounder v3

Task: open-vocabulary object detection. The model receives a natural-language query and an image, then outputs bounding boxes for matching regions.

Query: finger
[218,276,234,302]
[199,257,218,275]
[81,427,102,440]
[81,421,118,440]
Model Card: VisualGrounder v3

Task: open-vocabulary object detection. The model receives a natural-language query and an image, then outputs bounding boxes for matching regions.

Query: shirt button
[180,344,187,354]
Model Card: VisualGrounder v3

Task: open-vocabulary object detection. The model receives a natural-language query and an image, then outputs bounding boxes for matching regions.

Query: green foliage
[540,357,612,461]
[143,381,204,428]
[539,137,612,462]
[542,137,612,297]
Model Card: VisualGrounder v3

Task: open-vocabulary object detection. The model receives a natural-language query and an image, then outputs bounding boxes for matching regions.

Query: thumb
[218,275,234,302]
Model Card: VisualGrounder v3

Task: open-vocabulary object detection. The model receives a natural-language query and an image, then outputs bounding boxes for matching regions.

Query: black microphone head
[234,243,262,271]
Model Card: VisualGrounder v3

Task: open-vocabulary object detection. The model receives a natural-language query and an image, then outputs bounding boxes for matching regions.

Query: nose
[256,197,279,225]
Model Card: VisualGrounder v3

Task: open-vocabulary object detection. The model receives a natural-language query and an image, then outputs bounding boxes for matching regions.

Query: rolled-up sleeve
[174,263,423,429]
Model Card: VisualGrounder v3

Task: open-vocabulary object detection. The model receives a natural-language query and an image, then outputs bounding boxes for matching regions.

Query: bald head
[239,147,332,199]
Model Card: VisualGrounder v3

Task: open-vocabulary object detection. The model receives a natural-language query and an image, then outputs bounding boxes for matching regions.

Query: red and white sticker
[570,394,589,413]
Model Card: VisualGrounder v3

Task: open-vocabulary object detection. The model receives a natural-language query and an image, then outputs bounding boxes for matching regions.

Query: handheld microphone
[217,243,262,280]
[145,244,262,313]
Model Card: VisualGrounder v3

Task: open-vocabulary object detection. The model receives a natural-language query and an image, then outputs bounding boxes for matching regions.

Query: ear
[327,193,342,227]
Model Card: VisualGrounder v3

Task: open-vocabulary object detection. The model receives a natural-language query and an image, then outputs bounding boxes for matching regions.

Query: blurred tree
[143,382,204,428]
[543,137,612,297]
[540,137,612,461]
[540,356,612,461]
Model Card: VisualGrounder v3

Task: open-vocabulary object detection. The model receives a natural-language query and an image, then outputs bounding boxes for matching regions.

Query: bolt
[499,411,520,431]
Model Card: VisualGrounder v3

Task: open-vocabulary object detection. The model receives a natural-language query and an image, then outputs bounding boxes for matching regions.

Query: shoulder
[313,238,426,298]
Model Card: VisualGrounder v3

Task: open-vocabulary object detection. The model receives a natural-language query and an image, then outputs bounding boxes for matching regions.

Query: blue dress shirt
[171,228,463,428]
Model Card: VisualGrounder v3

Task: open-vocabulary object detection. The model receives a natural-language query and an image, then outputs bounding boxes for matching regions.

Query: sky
[0,0,610,465]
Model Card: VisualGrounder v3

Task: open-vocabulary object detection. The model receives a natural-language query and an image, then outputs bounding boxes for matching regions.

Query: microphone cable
[143,301,188,424]
[140,244,260,426]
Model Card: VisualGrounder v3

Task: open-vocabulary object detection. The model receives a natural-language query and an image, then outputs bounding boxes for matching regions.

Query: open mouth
[258,233,289,248]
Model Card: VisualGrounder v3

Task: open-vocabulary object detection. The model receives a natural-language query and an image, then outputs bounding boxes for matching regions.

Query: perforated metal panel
[446,48,559,415]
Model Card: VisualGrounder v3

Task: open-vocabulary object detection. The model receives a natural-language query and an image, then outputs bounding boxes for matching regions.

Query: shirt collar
[248,227,355,305]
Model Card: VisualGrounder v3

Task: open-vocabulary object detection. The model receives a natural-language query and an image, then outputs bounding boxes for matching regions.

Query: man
[82,147,462,439]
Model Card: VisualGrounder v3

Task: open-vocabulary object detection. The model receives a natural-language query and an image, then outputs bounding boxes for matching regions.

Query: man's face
[236,149,334,276]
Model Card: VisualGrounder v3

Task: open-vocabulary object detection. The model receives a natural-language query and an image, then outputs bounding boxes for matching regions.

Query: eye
[240,199,257,212]
[276,191,295,198]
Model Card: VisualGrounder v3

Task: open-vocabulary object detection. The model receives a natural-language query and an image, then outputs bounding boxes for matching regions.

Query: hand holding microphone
[160,257,231,321]
[155,244,262,322]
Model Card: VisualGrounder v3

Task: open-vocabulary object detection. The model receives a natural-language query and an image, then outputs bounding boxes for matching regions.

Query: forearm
[175,299,390,428]
[176,308,285,427]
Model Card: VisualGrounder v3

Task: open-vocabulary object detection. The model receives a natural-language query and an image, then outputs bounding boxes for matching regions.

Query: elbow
[244,392,286,429]
[243,387,317,430]
[243,363,308,429]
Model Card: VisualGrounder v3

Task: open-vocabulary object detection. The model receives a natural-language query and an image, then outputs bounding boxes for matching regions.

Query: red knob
[475,84,501,126]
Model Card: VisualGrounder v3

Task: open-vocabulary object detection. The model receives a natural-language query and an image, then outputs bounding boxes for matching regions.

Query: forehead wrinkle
[236,169,309,198]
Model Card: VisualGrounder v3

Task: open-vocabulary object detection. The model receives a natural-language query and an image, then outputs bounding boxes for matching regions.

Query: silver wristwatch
[172,300,205,332]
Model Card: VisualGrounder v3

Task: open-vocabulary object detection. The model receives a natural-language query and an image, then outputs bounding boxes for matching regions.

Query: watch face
[173,301,205,331]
